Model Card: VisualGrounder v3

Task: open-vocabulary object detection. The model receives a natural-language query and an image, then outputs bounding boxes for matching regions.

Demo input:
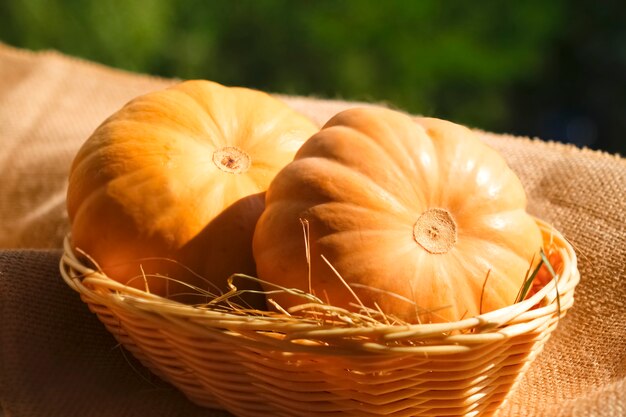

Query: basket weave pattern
[60,220,579,417]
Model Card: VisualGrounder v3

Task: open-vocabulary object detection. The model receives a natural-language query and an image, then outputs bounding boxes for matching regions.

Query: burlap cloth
[0,43,624,417]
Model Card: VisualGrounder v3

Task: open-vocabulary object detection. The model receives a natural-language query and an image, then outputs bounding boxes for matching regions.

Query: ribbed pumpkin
[67,80,317,304]
[253,107,543,323]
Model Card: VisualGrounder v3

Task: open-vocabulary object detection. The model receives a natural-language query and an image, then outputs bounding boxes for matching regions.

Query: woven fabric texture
[0,43,624,417]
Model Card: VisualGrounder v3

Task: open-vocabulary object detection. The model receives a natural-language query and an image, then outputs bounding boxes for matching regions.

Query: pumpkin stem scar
[413,208,457,254]
[212,146,251,174]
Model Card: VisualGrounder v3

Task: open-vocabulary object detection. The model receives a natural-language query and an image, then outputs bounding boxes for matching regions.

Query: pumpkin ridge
[432,254,475,321]
[67,150,111,205]
[367,112,443,204]
[429,135,526,214]
[242,165,272,190]
[455,237,537,305]
[313,239,426,317]
[245,142,305,178]
[457,210,542,259]
[300,125,407,173]
[297,131,427,212]
[310,203,414,239]
[101,118,211,156]
[406,253,459,323]
[244,107,299,147]
[173,81,232,145]
[106,169,188,237]
[292,156,413,216]
[446,249,496,317]
[328,123,436,209]
[233,173,264,203]
[69,187,107,228]
[123,92,224,147]
[321,227,415,245]
[457,230,539,261]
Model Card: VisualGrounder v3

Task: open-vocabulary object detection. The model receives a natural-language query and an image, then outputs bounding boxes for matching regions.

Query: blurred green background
[1,0,624,154]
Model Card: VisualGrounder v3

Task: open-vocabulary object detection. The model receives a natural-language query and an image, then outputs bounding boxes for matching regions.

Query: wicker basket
[60,219,579,417]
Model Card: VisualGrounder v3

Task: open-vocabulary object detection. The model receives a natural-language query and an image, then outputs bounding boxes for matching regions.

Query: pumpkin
[252,107,543,323]
[67,80,318,305]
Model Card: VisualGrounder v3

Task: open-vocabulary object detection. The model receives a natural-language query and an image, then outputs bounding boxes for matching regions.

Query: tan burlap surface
[0,43,624,416]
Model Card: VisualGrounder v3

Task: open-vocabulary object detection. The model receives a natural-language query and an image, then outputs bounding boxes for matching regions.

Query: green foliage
[1,1,623,153]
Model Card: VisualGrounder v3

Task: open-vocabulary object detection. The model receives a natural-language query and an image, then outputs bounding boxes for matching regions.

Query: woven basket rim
[60,218,579,354]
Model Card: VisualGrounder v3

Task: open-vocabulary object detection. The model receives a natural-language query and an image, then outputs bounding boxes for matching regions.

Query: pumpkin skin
[67,80,318,305]
[252,107,543,323]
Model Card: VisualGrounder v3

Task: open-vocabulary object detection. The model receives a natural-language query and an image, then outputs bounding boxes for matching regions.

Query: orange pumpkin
[253,107,543,323]
[67,80,318,304]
